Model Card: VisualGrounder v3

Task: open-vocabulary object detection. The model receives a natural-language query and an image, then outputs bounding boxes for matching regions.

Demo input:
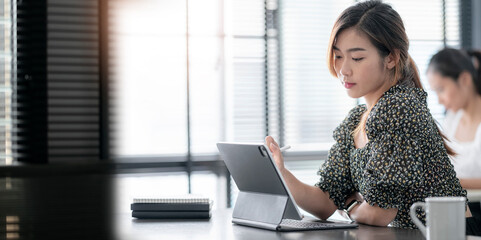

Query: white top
[443,110,481,178]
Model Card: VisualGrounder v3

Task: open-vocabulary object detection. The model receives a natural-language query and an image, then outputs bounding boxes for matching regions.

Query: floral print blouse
[315,84,466,228]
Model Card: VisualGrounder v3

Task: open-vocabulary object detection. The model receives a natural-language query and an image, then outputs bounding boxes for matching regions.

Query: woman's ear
[385,50,400,70]
[457,71,473,89]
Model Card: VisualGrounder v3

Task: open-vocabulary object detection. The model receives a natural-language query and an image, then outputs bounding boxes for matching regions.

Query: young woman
[427,48,481,189]
[265,0,467,229]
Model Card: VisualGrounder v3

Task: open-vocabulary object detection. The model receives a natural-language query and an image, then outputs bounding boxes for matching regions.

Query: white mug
[410,197,466,240]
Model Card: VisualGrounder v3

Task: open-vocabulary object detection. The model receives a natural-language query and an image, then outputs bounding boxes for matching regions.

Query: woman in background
[266,0,468,229]
[427,48,481,189]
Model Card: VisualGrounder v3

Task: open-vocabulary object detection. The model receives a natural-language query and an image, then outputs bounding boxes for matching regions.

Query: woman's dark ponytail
[466,50,481,95]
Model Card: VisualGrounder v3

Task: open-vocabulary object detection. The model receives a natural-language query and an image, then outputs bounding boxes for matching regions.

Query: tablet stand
[232,191,302,226]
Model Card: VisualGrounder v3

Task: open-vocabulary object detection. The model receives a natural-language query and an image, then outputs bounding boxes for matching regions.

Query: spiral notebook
[133,195,211,204]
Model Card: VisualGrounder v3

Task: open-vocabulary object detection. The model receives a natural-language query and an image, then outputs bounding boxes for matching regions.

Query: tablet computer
[217,142,358,231]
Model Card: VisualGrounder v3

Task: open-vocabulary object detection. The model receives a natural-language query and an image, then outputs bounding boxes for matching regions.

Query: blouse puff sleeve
[361,92,425,210]
[315,106,363,210]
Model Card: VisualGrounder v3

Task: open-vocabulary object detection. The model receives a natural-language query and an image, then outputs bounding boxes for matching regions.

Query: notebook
[133,195,210,204]
[132,211,211,219]
[131,195,213,219]
[217,142,358,231]
[131,202,212,212]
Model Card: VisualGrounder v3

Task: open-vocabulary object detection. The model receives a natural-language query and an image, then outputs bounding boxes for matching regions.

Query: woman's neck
[462,94,481,124]
[364,82,395,109]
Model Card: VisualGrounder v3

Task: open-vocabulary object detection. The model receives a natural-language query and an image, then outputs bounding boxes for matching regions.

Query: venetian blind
[109,0,188,158]
[224,0,267,143]
[15,0,102,163]
[109,0,268,160]
[0,0,11,164]
[47,0,102,162]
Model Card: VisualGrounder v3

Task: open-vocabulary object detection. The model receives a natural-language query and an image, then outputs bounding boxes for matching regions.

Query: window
[109,0,267,159]
[110,0,459,163]
[109,0,188,157]
[0,0,12,165]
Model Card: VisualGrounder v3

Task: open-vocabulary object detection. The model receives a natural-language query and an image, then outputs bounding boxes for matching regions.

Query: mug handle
[410,202,427,237]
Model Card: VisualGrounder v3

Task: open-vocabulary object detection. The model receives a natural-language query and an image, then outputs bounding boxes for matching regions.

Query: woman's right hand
[265,136,285,171]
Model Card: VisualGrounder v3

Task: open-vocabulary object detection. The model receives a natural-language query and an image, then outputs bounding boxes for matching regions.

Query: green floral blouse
[315,84,466,228]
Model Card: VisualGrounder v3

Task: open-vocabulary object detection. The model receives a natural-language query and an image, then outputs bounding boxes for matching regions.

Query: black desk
[116,208,427,240]
[1,164,480,240]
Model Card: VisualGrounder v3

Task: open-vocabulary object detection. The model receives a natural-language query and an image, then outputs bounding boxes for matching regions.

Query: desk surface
[114,208,428,240]
[1,167,480,240]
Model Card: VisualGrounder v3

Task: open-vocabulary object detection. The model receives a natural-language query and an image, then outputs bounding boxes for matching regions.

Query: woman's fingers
[270,143,280,156]
[265,136,284,170]
[265,136,280,153]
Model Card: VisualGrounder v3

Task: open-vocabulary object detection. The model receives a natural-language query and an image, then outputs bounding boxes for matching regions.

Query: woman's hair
[427,47,481,96]
[327,0,455,155]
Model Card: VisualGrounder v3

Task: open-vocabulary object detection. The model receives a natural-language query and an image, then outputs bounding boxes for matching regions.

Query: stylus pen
[280,145,291,152]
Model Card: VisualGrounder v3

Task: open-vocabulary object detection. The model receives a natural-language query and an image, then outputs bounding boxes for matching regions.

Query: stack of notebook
[131,196,213,219]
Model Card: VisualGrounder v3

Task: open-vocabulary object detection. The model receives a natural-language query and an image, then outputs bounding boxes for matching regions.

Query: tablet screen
[217,143,289,196]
